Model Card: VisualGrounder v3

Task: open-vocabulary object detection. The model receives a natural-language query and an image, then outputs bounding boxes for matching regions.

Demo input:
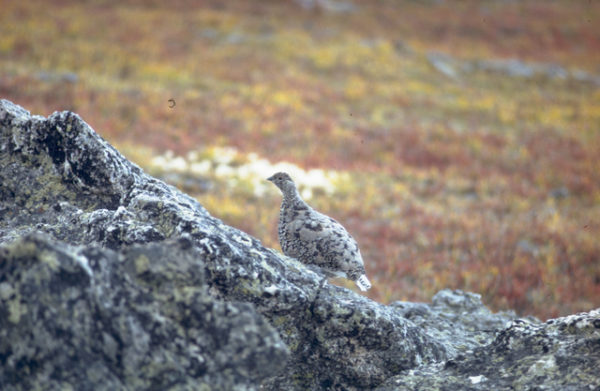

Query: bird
[267,172,371,291]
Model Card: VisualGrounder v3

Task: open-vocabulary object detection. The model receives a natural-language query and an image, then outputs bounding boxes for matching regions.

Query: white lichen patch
[0,282,14,300]
[233,233,253,246]
[527,355,556,375]
[469,375,487,384]
[198,237,216,255]
[264,285,278,295]
[150,146,349,199]
[40,250,60,270]
[8,298,26,324]
[74,252,94,277]
[135,254,151,274]
[563,309,600,330]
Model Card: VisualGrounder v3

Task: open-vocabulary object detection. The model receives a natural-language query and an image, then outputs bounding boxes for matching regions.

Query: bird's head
[267,172,295,193]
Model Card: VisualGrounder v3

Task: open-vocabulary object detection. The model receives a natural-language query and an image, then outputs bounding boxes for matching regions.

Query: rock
[549,186,570,200]
[475,58,571,80]
[425,51,600,86]
[264,287,445,390]
[0,99,445,390]
[293,0,357,13]
[376,309,600,391]
[1,98,598,390]
[427,51,459,79]
[0,233,287,390]
[571,69,600,86]
[35,70,79,84]
[392,290,527,357]
[516,239,539,256]
[477,58,538,78]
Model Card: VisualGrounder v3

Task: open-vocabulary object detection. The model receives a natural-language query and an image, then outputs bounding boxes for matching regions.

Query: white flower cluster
[150,147,346,199]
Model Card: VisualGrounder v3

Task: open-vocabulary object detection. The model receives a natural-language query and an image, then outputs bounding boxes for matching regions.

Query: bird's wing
[290,209,364,267]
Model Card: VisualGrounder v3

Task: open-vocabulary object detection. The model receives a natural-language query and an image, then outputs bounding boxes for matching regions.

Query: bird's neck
[282,186,306,208]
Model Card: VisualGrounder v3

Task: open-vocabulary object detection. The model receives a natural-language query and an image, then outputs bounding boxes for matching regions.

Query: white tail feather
[355,274,371,291]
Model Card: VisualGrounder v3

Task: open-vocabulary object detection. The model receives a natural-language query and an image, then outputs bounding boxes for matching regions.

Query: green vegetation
[1,0,599,319]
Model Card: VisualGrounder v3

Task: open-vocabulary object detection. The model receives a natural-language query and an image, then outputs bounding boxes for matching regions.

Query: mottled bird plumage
[267,172,371,291]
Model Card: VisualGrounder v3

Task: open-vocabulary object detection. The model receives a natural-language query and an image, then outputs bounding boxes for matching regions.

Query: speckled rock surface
[391,289,527,357]
[377,309,600,391]
[0,99,446,390]
[0,233,286,390]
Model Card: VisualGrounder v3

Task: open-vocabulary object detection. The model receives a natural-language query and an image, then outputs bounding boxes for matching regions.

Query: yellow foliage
[344,76,367,99]
[271,89,304,110]
[0,36,15,54]
[538,105,570,128]
[581,102,600,122]
[404,79,436,96]
[311,46,338,69]
[546,209,562,233]
[271,30,312,59]
[497,102,516,124]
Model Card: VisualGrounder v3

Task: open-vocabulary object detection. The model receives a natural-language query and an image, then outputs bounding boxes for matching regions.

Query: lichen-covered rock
[0,233,287,391]
[377,309,600,390]
[0,99,446,390]
[392,289,529,356]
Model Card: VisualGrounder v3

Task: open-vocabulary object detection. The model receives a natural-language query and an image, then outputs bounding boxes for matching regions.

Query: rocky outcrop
[0,233,286,390]
[1,99,598,390]
[378,308,600,390]
[391,290,527,357]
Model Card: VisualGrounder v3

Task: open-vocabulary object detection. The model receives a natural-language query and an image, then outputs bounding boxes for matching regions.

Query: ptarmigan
[267,172,371,291]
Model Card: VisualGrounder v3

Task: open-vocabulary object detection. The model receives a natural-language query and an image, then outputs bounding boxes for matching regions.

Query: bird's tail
[355,274,371,291]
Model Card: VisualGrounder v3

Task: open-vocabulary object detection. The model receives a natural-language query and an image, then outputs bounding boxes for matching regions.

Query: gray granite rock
[0,99,446,390]
[0,233,286,390]
[392,289,527,357]
[376,309,600,391]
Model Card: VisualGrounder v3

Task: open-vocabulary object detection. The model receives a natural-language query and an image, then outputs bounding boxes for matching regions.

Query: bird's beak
[267,175,274,182]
